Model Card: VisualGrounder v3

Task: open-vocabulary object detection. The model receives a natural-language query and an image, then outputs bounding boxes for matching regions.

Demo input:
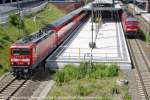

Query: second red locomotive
[10,8,89,78]
[121,11,139,37]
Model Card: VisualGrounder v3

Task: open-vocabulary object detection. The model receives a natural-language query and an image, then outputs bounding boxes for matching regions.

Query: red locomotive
[121,11,139,37]
[10,8,89,78]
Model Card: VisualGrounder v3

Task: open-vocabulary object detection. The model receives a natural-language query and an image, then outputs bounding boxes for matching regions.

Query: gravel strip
[14,68,49,100]
[31,77,54,100]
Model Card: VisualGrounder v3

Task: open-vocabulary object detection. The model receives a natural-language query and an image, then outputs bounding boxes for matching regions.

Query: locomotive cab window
[12,48,30,55]
[127,21,138,25]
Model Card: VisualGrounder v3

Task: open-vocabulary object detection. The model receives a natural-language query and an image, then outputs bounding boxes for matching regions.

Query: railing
[50,47,125,62]
[21,2,48,16]
[0,2,48,24]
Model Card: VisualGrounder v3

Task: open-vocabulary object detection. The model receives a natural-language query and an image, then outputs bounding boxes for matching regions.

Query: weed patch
[54,62,119,85]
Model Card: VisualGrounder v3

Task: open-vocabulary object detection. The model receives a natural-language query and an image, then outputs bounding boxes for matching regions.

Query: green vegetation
[54,62,119,85]
[48,63,130,100]
[137,29,146,41]
[0,4,65,75]
[9,15,25,29]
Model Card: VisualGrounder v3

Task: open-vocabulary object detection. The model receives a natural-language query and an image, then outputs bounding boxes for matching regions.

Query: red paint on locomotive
[121,11,138,36]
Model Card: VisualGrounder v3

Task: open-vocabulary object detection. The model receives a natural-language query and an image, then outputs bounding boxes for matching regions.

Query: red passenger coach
[9,8,89,78]
[121,11,139,37]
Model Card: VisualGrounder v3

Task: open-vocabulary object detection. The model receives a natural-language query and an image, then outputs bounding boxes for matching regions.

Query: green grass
[54,62,119,85]
[47,63,130,100]
[0,3,65,75]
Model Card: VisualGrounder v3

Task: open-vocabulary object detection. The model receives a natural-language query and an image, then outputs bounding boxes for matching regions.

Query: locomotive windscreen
[12,48,29,55]
[127,21,138,25]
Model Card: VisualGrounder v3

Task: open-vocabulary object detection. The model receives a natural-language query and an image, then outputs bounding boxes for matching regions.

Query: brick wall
[51,2,82,13]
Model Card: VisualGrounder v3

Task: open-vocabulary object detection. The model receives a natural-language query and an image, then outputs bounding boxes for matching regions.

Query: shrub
[54,64,78,85]
[54,63,119,84]
[54,70,65,86]
[0,64,3,69]
[3,35,11,42]
[137,29,146,41]
[0,38,5,48]
[106,64,119,77]
[9,15,25,29]
[77,62,89,79]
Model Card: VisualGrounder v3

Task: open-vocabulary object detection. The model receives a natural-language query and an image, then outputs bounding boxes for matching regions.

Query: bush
[106,64,119,77]
[77,62,89,79]
[137,29,146,41]
[0,64,3,69]
[9,15,25,29]
[0,38,5,48]
[54,64,78,85]
[54,62,119,85]
[3,35,11,42]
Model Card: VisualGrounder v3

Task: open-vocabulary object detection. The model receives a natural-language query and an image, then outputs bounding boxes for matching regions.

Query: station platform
[45,18,131,70]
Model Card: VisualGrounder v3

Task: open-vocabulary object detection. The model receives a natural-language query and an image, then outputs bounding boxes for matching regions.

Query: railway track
[127,38,150,100]
[0,74,28,100]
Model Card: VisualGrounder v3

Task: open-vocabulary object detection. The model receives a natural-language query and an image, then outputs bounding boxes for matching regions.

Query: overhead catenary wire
[94,0,102,43]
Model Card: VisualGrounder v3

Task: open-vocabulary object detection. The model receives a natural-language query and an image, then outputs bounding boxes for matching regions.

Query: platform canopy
[93,0,113,4]
[91,0,121,11]
[136,0,147,3]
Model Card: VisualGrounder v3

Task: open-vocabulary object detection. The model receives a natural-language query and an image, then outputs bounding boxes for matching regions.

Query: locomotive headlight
[127,28,132,31]
[21,59,30,62]
[11,59,19,62]
[127,28,137,31]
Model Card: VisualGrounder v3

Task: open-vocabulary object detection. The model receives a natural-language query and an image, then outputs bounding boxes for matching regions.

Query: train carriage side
[31,31,57,68]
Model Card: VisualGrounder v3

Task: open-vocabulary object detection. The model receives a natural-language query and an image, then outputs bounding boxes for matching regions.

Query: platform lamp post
[17,0,24,36]
[89,1,96,49]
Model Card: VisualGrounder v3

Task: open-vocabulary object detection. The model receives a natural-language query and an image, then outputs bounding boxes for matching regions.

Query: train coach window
[12,48,29,55]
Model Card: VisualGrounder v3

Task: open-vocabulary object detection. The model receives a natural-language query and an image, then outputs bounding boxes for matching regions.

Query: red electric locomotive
[121,11,139,37]
[10,8,89,78]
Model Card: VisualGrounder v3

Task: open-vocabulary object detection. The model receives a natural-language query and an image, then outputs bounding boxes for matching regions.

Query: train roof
[15,27,54,45]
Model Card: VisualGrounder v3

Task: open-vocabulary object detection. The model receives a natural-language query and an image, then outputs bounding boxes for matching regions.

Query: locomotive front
[10,44,33,77]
